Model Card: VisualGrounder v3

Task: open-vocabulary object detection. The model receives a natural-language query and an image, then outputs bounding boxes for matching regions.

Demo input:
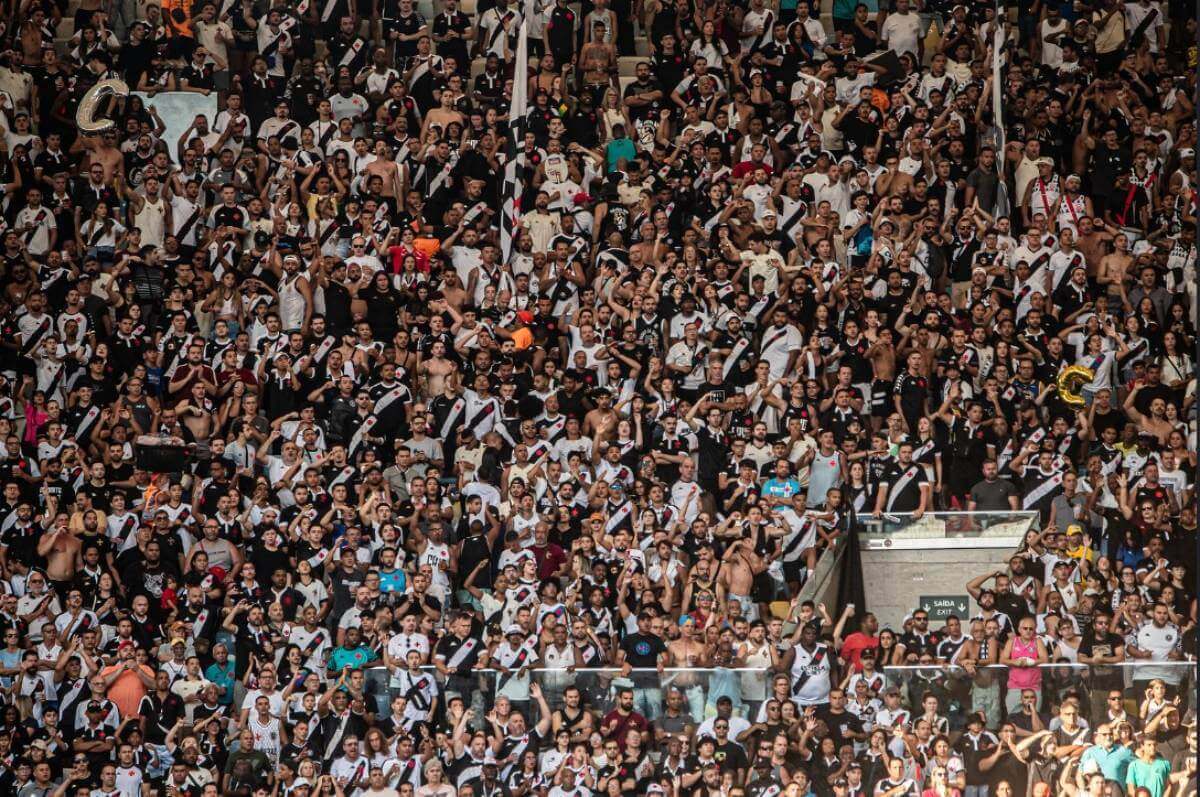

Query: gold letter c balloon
[76,79,131,135]
[1056,365,1095,410]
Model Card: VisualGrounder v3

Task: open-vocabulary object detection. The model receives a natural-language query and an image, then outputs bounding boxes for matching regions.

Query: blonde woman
[415,758,457,797]
[599,87,630,143]
[921,764,962,797]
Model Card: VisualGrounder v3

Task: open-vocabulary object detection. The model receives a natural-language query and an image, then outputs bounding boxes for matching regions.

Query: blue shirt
[1080,743,1135,782]
[205,660,236,705]
[605,138,636,172]
[1126,756,1172,797]
[762,477,802,507]
[379,567,407,594]
[329,645,377,672]
[0,648,20,688]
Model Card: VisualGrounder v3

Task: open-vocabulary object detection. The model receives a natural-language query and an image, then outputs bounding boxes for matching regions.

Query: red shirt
[840,631,880,672]
[601,708,649,749]
[532,542,567,580]
[732,160,774,180]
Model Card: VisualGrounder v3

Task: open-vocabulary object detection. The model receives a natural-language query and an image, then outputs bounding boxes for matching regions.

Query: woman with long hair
[202,270,246,336]
[599,87,629,142]
[79,202,126,265]
[689,19,730,78]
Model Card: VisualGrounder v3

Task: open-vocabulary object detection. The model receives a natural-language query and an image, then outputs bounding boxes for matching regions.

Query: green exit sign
[920,595,970,621]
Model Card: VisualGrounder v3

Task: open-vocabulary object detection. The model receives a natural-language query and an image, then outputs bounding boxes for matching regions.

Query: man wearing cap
[1023,157,1062,228]
[490,623,538,712]
[1053,174,1093,235]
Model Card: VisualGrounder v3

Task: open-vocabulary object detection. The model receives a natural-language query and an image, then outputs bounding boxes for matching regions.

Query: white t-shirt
[1039,18,1069,67]
[880,11,922,58]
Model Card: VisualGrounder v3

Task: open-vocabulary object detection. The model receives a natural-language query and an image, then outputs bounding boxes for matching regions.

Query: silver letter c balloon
[76,79,131,134]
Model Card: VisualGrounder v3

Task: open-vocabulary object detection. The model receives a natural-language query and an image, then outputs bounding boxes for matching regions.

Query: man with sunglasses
[1078,611,1127,725]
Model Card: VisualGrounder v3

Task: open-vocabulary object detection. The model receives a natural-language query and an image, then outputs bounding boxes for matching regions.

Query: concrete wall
[859,545,1016,631]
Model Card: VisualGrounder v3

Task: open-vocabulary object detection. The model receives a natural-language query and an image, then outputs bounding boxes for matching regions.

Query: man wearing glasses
[14,571,60,643]
[1078,611,1127,726]
[1079,723,1136,790]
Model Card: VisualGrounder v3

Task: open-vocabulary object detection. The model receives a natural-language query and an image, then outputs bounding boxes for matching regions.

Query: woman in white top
[202,270,247,336]
[599,87,630,143]
[689,21,730,76]
[1158,330,1192,394]
[79,202,127,265]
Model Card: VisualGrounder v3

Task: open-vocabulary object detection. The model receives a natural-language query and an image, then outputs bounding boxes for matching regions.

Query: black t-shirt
[987,746,1029,790]
[712,740,749,774]
[1078,630,1125,690]
[620,631,667,669]
[838,115,880,153]
[970,477,1019,511]
[818,707,865,750]
[881,460,930,513]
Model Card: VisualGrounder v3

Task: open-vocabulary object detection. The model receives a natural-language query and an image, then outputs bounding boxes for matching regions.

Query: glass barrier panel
[360,666,773,728]
[882,661,1196,730]
[858,510,1040,540]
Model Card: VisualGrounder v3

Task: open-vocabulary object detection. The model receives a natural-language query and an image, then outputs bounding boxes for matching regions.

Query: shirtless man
[418,339,457,400]
[582,389,619,440]
[874,155,914,198]
[801,200,837,250]
[1096,232,1132,301]
[420,89,465,141]
[1122,383,1175,445]
[74,130,125,184]
[36,518,82,598]
[717,539,764,622]
[666,616,708,716]
[531,53,560,94]
[865,325,897,431]
[176,381,216,443]
[579,22,616,102]
[1075,216,1116,276]
[18,8,48,69]
[363,140,405,200]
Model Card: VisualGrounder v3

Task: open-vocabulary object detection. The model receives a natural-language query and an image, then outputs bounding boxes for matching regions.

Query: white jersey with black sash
[491,639,538,700]
[778,510,817,564]
[286,623,331,672]
[789,642,833,706]
[463,389,502,438]
[394,668,439,725]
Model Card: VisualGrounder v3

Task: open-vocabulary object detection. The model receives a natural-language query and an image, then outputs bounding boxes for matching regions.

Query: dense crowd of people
[0,0,1194,795]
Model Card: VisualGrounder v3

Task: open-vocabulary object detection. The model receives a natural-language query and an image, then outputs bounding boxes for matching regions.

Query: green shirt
[1126,755,1172,797]
[329,644,377,672]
